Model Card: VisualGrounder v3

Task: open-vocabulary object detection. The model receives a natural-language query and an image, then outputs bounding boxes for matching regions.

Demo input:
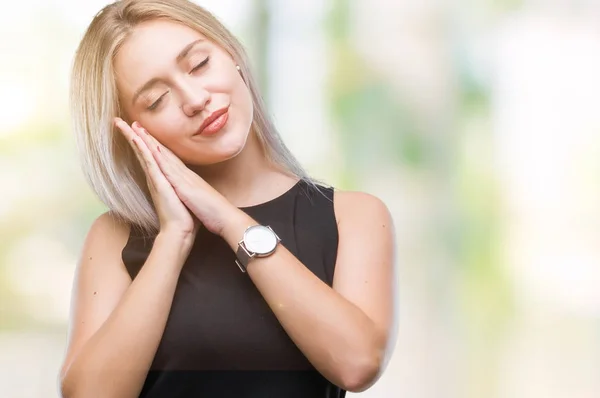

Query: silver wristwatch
[235,225,281,273]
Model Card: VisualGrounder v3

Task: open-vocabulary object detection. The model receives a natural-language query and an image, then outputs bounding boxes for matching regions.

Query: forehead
[114,20,208,97]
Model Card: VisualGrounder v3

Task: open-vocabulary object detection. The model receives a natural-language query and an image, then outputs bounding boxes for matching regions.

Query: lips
[195,106,229,136]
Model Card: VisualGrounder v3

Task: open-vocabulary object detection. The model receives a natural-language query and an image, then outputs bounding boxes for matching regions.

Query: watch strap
[235,242,253,273]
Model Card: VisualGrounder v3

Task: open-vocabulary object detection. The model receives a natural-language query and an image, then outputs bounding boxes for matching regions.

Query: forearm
[60,232,191,398]
[221,213,386,391]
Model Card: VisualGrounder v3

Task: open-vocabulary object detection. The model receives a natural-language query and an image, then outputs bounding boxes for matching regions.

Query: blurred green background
[1,1,600,397]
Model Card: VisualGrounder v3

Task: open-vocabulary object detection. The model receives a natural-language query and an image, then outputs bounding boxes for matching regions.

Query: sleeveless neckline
[237,179,303,211]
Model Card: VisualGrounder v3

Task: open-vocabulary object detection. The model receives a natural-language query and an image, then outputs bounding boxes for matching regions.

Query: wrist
[219,209,256,249]
[157,228,195,252]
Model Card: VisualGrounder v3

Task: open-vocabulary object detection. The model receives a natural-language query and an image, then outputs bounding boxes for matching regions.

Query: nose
[180,86,210,117]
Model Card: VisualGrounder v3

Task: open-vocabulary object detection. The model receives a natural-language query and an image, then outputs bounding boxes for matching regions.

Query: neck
[189,129,298,207]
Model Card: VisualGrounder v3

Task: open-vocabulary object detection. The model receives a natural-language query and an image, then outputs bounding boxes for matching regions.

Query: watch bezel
[243,225,279,255]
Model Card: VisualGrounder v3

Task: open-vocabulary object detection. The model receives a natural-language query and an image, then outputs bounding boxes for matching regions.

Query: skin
[59,19,397,398]
[113,19,292,205]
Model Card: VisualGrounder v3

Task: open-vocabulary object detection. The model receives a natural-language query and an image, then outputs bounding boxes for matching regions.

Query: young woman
[58,1,397,397]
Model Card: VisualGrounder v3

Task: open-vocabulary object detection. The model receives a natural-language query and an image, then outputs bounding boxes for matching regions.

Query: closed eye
[147,91,169,111]
[190,56,210,73]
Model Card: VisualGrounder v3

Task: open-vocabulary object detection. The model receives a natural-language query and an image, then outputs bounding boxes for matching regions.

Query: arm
[59,212,193,398]
[130,124,397,391]
[220,190,397,392]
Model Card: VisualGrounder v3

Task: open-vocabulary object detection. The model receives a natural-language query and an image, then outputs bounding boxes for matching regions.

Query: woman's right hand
[114,118,199,242]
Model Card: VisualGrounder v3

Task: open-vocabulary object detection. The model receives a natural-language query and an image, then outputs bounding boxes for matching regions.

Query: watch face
[244,225,278,255]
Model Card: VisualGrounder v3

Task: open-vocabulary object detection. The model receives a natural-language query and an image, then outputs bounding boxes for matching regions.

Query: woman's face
[114,19,254,166]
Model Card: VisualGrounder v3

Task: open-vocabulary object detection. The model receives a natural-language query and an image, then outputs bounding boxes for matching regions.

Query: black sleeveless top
[121,179,346,398]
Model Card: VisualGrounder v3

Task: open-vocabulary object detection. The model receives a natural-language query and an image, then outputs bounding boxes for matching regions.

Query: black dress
[121,179,346,397]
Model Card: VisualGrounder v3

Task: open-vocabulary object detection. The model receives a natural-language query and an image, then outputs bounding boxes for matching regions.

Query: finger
[115,118,150,174]
[130,123,169,172]
[131,135,164,179]
[114,117,136,141]
[119,121,168,189]
[133,122,181,165]
[132,136,176,198]
[131,121,154,151]
[135,127,209,192]
[132,122,183,180]
[149,136,188,178]
[114,118,143,161]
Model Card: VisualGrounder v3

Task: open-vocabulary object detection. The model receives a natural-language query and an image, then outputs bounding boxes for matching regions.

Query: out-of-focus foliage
[1,1,599,397]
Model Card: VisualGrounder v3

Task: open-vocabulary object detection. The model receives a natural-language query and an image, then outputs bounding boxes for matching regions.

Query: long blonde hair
[71,0,325,235]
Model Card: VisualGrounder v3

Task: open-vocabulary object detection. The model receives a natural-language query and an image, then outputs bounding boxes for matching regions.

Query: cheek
[235,81,254,127]
[140,111,186,145]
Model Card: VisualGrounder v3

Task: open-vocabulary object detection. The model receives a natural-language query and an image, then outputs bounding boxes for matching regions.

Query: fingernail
[132,121,139,128]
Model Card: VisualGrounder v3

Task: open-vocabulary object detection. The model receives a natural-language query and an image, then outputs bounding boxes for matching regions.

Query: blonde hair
[71,0,326,235]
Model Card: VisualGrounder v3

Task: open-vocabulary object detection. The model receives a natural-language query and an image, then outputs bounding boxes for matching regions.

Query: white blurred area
[1,1,600,398]
[495,10,600,316]
[494,9,600,398]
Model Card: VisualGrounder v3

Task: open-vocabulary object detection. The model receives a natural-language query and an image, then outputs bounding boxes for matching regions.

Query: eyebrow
[131,39,204,105]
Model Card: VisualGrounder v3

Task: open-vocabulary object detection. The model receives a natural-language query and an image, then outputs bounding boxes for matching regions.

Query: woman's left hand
[128,120,239,236]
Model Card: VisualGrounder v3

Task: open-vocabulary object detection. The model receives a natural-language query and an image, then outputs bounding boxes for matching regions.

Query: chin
[186,130,249,166]
[216,125,250,154]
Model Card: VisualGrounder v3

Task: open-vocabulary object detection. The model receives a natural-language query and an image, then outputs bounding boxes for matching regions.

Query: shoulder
[73,212,133,299]
[88,211,130,236]
[83,211,131,254]
[333,189,393,227]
